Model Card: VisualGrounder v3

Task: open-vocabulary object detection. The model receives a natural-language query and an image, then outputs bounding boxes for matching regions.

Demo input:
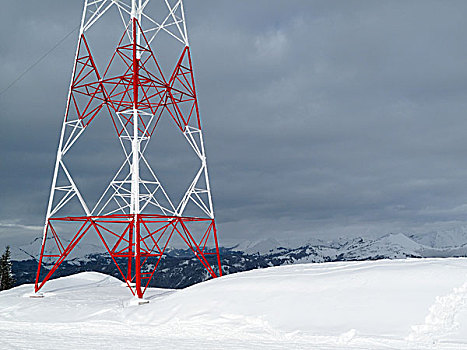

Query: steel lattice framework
[35,0,222,298]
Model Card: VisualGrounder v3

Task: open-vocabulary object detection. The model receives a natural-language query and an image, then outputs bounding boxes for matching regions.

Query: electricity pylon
[35,0,222,298]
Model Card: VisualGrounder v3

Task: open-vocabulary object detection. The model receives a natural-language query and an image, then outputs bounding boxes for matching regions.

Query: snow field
[0,258,466,349]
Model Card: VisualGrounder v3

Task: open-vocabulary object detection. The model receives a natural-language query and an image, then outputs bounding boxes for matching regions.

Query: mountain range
[10,231,467,289]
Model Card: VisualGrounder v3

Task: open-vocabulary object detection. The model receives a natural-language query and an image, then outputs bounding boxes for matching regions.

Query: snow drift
[0,258,466,349]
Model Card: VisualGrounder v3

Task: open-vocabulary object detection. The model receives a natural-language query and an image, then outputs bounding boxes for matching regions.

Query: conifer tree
[0,246,15,291]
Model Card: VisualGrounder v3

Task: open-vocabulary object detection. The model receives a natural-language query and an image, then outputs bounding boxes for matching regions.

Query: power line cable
[0,25,80,98]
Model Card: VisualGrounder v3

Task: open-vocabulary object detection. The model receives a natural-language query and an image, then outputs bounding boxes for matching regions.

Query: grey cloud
[2,1,467,247]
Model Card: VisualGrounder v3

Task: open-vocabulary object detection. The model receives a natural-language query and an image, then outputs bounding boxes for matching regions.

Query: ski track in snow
[0,321,411,350]
[408,280,467,345]
[0,321,363,350]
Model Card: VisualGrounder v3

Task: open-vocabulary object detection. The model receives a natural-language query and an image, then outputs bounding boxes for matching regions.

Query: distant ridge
[9,231,467,289]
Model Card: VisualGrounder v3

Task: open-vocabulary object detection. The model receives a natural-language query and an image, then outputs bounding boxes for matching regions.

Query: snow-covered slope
[336,232,424,259]
[267,232,467,265]
[10,236,107,261]
[1,258,466,349]
[232,237,286,255]
[410,226,467,248]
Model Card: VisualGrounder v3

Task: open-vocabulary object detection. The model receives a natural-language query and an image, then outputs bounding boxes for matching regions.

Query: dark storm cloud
[2,0,467,246]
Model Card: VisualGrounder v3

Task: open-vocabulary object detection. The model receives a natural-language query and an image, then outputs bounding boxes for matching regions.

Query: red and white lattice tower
[35,0,222,298]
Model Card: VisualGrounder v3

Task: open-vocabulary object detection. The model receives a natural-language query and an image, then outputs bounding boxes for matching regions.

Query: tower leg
[34,215,222,297]
[135,214,143,298]
[127,223,133,282]
[212,221,223,277]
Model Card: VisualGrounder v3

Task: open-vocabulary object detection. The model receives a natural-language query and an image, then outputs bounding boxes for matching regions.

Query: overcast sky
[2,0,467,248]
